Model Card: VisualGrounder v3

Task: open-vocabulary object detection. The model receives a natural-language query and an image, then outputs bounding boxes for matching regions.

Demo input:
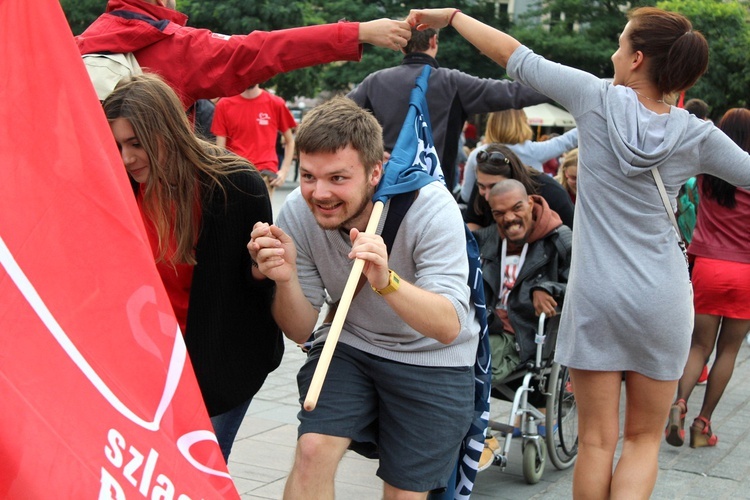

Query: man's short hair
[295,96,383,172]
[489,178,528,199]
[404,27,438,54]
[684,98,709,119]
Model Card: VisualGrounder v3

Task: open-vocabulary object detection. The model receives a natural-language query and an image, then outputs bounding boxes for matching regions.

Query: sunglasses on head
[476,150,510,166]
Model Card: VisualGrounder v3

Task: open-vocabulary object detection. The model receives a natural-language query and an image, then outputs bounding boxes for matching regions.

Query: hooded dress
[506,46,750,380]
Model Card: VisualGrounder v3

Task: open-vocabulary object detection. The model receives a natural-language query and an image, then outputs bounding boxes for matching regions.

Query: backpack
[82,52,142,101]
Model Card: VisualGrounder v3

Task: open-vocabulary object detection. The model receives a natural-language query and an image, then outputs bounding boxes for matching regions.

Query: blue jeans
[210,398,252,462]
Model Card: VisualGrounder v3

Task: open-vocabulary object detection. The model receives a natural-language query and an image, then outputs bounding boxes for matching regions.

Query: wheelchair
[483,312,578,484]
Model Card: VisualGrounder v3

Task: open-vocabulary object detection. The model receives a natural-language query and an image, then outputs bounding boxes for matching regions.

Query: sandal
[665,399,687,447]
[690,416,718,448]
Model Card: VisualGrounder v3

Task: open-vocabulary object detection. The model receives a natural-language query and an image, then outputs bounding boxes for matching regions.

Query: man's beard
[314,184,375,231]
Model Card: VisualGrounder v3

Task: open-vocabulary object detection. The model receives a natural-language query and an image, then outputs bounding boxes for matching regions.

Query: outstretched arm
[406,8,521,68]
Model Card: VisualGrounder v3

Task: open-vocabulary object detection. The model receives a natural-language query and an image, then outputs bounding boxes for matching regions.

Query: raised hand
[405,8,456,30]
[407,8,519,67]
[358,19,411,51]
[248,222,297,283]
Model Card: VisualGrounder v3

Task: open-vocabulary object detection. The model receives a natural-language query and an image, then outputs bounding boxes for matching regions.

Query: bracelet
[448,9,461,26]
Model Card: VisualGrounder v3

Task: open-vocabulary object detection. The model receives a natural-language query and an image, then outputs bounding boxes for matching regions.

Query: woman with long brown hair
[667,108,750,449]
[103,73,281,462]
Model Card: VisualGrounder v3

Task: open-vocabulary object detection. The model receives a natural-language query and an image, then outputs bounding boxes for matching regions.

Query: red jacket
[76,0,363,108]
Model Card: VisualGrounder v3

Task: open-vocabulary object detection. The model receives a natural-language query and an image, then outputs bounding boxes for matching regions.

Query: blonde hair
[485,109,534,144]
[555,148,578,193]
[103,73,255,265]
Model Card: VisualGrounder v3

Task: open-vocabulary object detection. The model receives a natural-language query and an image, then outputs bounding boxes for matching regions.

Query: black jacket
[473,224,572,363]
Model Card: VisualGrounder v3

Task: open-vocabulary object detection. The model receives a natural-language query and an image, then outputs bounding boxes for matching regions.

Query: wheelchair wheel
[522,439,546,484]
[545,362,578,469]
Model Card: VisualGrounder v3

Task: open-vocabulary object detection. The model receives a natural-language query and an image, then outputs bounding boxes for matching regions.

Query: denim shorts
[296,342,474,493]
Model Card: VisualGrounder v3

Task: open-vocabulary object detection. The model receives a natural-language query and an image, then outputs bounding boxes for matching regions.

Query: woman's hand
[408,8,520,68]
[406,8,457,30]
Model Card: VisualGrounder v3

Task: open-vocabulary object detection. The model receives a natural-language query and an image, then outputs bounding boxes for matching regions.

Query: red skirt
[692,256,750,318]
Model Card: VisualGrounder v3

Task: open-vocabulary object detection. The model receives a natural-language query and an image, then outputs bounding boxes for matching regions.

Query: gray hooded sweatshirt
[508,46,750,379]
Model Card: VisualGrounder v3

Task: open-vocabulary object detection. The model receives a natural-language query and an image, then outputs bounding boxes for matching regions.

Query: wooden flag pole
[303,200,385,411]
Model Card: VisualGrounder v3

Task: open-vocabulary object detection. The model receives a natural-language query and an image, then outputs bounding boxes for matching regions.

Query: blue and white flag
[376,65,491,500]
[373,66,444,202]
[433,228,490,500]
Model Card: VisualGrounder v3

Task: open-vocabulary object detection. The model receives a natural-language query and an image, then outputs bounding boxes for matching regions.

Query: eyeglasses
[476,150,510,166]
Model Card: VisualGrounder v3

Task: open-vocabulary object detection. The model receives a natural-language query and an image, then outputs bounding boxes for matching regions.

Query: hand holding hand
[248,222,297,283]
[532,289,558,317]
[359,19,411,51]
[406,8,457,30]
[348,228,390,290]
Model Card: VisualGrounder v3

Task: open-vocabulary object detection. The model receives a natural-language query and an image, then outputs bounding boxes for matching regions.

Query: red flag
[0,1,238,497]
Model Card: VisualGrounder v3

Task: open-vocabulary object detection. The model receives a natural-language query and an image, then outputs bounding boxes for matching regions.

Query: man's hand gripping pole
[303,201,385,411]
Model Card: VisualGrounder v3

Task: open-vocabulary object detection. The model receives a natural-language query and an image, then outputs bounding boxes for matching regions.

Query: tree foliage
[658,0,750,119]
[59,0,104,35]
[511,0,656,78]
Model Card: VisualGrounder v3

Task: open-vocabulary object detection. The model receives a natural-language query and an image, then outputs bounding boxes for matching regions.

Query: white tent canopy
[523,103,576,128]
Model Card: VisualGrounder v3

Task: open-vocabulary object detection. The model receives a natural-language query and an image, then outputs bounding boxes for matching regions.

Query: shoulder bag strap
[651,168,689,267]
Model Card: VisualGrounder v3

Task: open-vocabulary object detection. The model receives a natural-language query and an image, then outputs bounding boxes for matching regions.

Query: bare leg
[676,314,721,407]
[569,369,622,500]
[383,483,428,500]
[611,372,677,499]
[698,318,750,421]
[283,433,350,500]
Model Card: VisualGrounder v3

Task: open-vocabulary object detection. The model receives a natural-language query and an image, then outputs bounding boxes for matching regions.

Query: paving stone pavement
[228,338,750,499]
[226,182,750,499]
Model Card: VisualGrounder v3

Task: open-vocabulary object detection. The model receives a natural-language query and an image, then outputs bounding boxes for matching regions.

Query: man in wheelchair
[473,179,572,471]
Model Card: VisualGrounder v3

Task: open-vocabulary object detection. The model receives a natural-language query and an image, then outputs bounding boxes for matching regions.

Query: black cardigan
[184,170,282,416]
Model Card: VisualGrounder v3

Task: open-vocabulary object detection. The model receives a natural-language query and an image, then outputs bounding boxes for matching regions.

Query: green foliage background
[658,0,750,119]
[61,0,749,117]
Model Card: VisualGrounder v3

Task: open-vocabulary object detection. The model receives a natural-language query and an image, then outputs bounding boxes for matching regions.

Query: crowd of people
[77,0,750,498]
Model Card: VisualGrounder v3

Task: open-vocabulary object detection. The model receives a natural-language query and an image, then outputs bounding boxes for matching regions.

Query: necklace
[633,89,665,104]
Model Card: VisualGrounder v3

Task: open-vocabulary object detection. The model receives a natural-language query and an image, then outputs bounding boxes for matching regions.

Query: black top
[185,169,282,415]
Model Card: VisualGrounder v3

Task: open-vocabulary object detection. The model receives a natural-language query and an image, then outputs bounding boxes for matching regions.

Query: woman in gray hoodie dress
[407,7,750,499]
